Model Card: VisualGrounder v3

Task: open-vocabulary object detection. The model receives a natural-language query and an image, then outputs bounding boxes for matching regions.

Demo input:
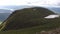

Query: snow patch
[44,14,60,19]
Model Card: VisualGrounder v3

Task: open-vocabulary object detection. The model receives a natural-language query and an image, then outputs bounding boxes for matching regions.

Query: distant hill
[0,7,55,31]
[0,13,11,21]
[46,7,60,14]
[2,5,60,14]
[2,5,32,10]
[0,9,12,13]
[0,9,12,21]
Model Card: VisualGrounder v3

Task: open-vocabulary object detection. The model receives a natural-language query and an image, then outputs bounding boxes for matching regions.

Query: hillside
[0,7,60,34]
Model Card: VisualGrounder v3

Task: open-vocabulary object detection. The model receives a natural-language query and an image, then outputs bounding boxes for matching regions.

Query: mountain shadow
[0,7,55,31]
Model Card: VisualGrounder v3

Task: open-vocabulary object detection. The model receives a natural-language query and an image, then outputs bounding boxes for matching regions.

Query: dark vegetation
[0,7,60,34]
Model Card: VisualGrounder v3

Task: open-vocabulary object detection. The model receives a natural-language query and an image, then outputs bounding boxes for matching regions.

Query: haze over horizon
[0,0,60,7]
[0,0,60,13]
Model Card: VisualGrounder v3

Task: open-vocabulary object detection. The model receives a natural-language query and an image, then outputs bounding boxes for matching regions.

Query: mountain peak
[0,7,55,31]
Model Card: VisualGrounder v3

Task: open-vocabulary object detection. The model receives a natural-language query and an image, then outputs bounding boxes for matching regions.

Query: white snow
[44,14,60,19]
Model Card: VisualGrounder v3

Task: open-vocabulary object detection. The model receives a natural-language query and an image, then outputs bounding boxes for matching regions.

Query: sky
[0,0,60,7]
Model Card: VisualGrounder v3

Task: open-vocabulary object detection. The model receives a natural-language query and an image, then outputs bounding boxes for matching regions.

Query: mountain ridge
[0,7,55,31]
[0,7,60,34]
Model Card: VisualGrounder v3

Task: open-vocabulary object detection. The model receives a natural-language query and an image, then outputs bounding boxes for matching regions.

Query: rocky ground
[36,27,60,34]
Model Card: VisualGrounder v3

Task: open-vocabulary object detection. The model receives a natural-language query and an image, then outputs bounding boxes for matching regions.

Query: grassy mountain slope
[0,7,60,34]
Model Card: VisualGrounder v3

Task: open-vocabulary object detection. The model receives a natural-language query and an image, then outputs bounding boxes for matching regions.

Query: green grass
[0,22,60,34]
[0,26,51,34]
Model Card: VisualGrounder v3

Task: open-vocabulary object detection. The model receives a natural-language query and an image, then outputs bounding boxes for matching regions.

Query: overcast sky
[0,0,60,7]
